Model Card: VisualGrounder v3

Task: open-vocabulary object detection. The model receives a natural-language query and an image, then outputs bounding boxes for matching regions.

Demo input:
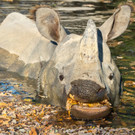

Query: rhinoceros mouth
[66,94,111,120]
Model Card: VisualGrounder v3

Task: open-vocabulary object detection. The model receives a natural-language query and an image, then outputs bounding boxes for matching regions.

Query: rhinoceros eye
[59,75,64,81]
[109,73,114,80]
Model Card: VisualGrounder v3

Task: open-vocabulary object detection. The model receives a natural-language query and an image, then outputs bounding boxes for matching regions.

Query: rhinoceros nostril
[97,88,105,97]
[97,88,104,93]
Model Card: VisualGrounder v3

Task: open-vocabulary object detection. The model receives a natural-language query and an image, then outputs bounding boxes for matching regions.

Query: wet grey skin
[0,5,131,119]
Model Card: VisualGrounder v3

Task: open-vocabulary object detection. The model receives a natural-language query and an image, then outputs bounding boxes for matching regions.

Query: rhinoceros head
[38,5,131,119]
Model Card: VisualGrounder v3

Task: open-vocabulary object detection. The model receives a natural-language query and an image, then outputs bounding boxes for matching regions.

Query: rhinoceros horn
[79,19,99,63]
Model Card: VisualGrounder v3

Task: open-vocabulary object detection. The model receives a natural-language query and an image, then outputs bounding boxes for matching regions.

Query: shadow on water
[0,0,135,129]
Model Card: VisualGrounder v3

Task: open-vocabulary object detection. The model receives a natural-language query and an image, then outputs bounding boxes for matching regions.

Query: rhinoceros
[0,5,131,119]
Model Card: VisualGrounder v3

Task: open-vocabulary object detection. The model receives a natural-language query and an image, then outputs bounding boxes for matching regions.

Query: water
[0,0,114,34]
[110,21,135,128]
[0,0,135,128]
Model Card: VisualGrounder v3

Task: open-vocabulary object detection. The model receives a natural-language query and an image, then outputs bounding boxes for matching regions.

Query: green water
[110,20,135,128]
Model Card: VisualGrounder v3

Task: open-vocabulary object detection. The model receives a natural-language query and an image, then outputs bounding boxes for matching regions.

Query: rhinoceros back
[0,12,56,79]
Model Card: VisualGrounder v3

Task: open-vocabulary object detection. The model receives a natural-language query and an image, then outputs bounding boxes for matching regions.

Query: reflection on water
[0,70,37,99]
[0,0,114,34]
[0,0,135,128]
[110,20,135,128]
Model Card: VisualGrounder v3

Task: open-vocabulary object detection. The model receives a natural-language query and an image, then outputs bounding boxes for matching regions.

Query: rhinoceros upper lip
[66,94,111,120]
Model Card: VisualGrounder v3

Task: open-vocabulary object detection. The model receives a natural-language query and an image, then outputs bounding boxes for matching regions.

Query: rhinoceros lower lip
[70,105,111,120]
[66,94,111,120]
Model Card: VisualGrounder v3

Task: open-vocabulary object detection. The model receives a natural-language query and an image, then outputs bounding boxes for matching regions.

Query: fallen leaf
[124,81,135,87]
[117,56,123,59]
[131,66,135,70]
[24,98,32,102]
[29,127,38,135]
[0,102,8,107]
[0,115,11,125]
[121,121,127,127]
[119,67,128,69]
[87,130,92,133]
[45,124,52,131]
[75,121,85,125]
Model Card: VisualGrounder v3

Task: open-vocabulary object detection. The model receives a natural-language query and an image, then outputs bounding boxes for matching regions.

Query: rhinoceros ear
[35,7,60,42]
[99,5,131,41]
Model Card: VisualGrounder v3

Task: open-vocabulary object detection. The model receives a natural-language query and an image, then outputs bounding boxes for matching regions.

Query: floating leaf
[24,98,32,102]
[121,121,127,127]
[131,66,135,70]
[119,67,128,69]
[75,121,85,125]
[124,81,135,87]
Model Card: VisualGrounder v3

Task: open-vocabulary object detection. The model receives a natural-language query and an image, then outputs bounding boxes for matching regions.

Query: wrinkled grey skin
[0,6,131,110]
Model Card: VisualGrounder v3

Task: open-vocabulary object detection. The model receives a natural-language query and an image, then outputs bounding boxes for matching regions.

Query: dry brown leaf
[35,117,40,123]
[24,98,32,102]
[29,127,38,135]
[123,91,132,96]
[0,102,8,107]
[121,121,127,127]
[16,113,25,119]
[75,121,85,125]
[124,81,135,87]
[119,67,128,69]
[45,124,52,131]
[0,115,11,125]
[131,66,135,70]
[87,130,93,133]
[39,109,45,117]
